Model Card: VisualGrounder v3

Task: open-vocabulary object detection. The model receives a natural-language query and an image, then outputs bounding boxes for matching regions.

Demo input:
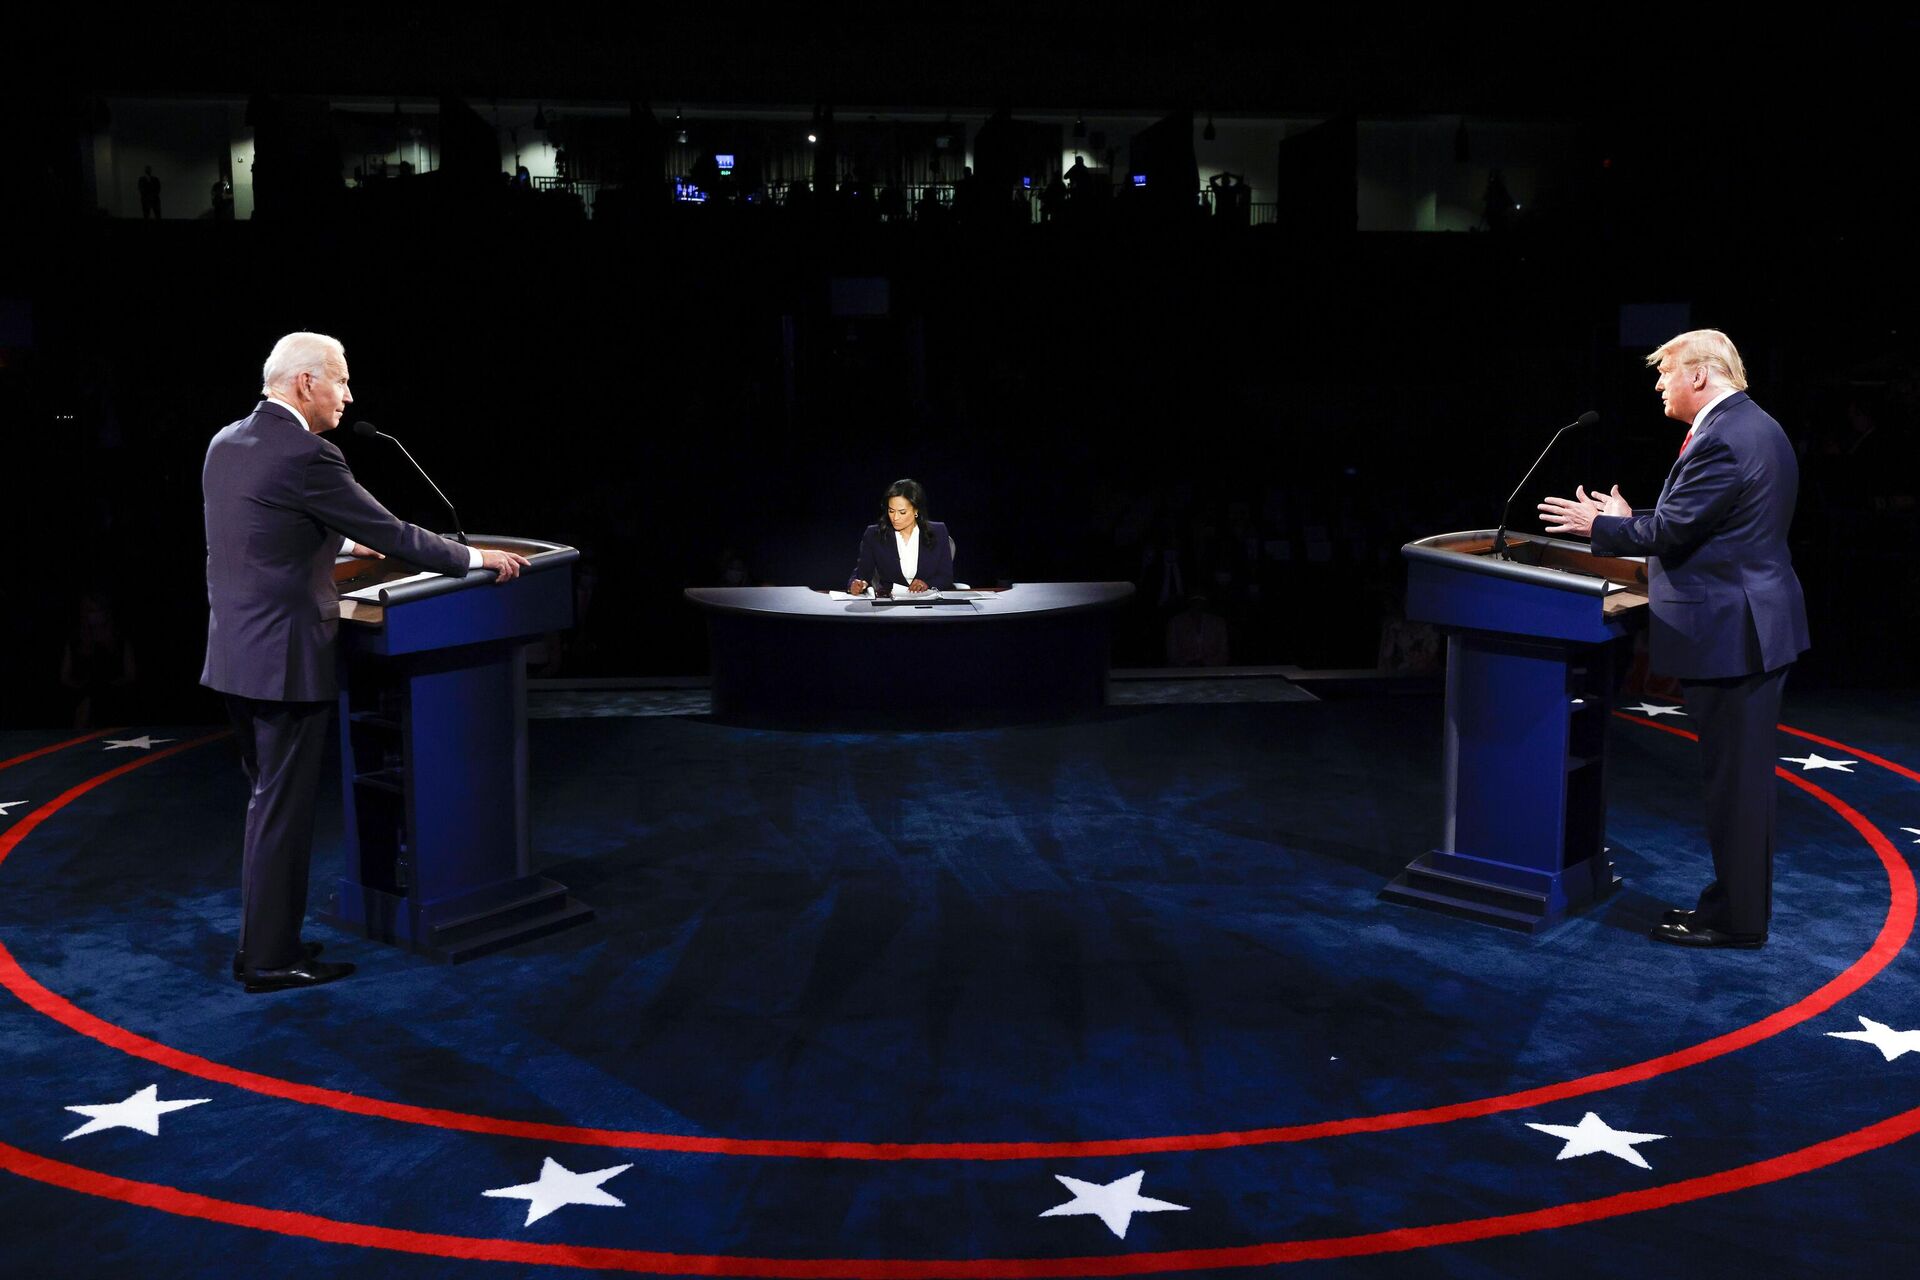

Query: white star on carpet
[1779,752,1856,773]
[1525,1112,1666,1169]
[102,736,176,751]
[1826,1016,1920,1062]
[483,1157,633,1226]
[1039,1171,1189,1240]
[1902,828,1920,845]
[64,1084,211,1140]
[0,800,27,817]
[1621,702,1686,717]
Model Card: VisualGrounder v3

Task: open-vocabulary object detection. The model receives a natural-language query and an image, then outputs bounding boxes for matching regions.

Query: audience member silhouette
[60,590,138,729]
[1166,593,1230,666]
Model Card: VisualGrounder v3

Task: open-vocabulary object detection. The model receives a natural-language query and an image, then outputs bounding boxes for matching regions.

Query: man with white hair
[203,332,529,992]
[1539,329,1809,949]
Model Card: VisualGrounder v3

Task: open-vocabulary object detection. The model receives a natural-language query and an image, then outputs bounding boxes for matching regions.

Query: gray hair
[260,332,345,394]
[1647,329,1748,392]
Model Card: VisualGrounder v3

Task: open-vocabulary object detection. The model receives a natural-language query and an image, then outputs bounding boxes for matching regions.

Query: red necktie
[1677,429,1694,457]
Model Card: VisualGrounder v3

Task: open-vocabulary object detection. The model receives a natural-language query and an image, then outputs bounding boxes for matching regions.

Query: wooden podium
[321,535,592,962]
[1388,530,1649,931]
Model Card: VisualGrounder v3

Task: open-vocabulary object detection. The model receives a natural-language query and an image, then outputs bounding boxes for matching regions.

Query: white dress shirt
[1690,386,1738,431]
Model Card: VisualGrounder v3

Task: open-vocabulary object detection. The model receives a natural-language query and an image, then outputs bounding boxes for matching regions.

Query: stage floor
[2,689,1917,1277]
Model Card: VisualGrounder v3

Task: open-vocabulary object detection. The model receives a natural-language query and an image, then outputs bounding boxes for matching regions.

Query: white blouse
[894,524,920,584]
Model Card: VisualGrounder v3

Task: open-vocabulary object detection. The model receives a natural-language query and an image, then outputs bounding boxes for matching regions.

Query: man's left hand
[479,548,531,583]
[1538,484,1630,537]
[348,543,385,559]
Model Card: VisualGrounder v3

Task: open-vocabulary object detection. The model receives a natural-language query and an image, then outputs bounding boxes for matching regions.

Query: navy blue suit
[1592,391,1810,935]
[849,520,955,591]
[202,401,471,969]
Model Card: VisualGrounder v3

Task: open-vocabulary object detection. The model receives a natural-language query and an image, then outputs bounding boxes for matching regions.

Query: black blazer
[849,519,955,591]
[201,401,473,701]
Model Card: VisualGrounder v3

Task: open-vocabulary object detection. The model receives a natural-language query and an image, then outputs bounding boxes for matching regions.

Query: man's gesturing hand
[1538,484,1630,537]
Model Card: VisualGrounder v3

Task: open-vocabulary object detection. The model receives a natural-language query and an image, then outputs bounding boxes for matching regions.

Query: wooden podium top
[333,535,576,625]
[1403,529,1649,618]
[1397,529,1651,637]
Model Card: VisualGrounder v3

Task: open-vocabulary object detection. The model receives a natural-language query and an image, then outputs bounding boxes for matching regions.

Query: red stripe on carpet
[6,1100,1920,1274]
[0,718,1910,1160]
[0,729,120,775]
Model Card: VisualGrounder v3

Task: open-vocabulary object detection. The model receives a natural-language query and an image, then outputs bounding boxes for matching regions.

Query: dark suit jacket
[1591,391,1810,679]
[850,520,955,591]
[201,401,473,701]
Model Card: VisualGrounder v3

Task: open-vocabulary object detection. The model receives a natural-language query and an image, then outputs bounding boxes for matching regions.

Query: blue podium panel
[1446,635,1573,875]
[1386,531,1647,932]
[323,536,590,962]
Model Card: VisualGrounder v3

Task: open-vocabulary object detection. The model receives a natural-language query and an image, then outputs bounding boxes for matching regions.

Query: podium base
[1380,848,1623,934]
[323,874,595,964]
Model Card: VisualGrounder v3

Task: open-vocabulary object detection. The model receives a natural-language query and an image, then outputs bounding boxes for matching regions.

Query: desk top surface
[684,582,1134,623]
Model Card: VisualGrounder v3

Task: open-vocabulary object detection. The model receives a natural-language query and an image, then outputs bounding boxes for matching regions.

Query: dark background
[6,9,1916,727]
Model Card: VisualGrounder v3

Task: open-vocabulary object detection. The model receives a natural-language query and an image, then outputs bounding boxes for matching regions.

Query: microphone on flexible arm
[351,420,469,546]
[1491,410,1600,560]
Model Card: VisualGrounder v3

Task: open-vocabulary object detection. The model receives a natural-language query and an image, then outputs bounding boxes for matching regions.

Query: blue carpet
[1,692,1916,1277]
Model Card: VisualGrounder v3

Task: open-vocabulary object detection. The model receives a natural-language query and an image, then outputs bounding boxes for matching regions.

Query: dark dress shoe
[1662,908,1696,926]
[232,941,323,979]
[240,958,355,993]
[1649,921,1766,949]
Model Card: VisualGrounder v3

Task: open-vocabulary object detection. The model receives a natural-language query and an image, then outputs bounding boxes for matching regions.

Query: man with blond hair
[1539,329,1809,948]
[203,332,529,992]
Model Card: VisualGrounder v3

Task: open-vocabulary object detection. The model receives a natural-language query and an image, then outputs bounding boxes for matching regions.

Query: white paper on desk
[341,570,443,602]
[828,590,872,601]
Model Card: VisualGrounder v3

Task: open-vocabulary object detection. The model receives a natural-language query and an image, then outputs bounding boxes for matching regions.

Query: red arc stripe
[1778,723,1920,785]
[0,729,120,775]
[0,733,230,872]
[0,720,1910,1160]
[5,1099,1920,1275]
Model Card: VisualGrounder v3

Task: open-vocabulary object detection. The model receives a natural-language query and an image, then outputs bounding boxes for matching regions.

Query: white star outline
[1901,827,1920,845]
[64,1083,211,1140]
[0,800,28,817]
[1621,702,1686,718]
[1525,1112,1667,1169]
[1039,1170,1189,1240]
[102,736,176,752]
[483,1156,634,1227]
[1826,1016,1920,1062]
[1779,752,1856,773]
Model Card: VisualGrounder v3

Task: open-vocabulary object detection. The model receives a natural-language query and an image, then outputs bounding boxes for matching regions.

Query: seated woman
[847,478,955,595]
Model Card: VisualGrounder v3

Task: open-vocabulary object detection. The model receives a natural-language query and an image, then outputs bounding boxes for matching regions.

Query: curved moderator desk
[685,583,1134,725]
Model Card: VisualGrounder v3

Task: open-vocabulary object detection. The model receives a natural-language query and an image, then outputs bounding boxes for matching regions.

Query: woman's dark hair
[882,478,927,526]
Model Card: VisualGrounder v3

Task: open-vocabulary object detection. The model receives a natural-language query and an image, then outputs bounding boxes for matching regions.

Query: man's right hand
[479,548,531,583]
[848,579,868,596]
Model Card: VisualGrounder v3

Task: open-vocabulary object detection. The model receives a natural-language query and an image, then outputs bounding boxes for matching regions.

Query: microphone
[1492,410,1599,560]
[352,420,468,545]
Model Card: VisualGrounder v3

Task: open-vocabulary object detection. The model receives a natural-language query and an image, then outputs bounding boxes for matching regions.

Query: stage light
[807,132,818,144]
